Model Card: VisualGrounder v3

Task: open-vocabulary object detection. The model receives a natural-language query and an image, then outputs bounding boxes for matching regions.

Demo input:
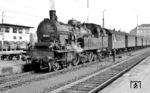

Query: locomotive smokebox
[49,10,57,21]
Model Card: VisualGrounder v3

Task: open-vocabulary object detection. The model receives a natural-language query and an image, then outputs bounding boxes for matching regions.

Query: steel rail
[50,52,150,93]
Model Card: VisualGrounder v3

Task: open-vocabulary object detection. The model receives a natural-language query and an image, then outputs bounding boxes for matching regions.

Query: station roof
[140,24,150,27]
[0,23,34,28]
[130,24,150,33]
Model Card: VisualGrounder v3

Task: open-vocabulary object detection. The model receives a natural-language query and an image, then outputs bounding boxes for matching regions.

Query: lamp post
[1,11,4,51]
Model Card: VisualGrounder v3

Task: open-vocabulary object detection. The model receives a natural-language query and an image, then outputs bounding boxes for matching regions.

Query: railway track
[49,51,150,93]
[0,48,149,92]
[0,50,129,87]
[0,57,112,92]
[0,72,32,84]
[0,50,129,86]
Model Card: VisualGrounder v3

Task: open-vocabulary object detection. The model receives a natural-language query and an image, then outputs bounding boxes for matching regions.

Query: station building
[30,33,37,46]
[0,23,33,50]
[130,24,150,37]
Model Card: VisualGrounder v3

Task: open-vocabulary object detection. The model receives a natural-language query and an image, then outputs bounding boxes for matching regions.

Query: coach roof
[104,28,126,35]
[126,33,136,37]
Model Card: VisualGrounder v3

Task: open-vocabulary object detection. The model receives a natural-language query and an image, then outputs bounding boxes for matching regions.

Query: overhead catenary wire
[5,0,38,12]
[0,6,46,26]
[0,0,49,24]
[0,6,44,19]
[1,0,44,18]
[4,14,42,22]
[73,0,100,12]
[73,0,104,24]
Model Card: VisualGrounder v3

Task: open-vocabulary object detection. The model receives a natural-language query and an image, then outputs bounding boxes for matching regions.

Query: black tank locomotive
[27,10,108,72]
[27,10,150,72]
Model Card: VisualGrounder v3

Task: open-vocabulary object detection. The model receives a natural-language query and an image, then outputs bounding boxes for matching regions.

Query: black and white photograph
[0,0,150,93]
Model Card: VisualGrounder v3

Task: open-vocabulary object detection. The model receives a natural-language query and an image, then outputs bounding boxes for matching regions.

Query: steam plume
[49,0,55,10]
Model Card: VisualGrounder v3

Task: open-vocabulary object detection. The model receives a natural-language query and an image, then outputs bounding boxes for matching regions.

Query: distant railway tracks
[49,51,150,93]
[0,48,149,92]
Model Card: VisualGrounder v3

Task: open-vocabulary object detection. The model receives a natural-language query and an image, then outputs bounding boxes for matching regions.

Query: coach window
[19,36,22,39]
[13,28,17,33]
[25,28,29,34]
[5,27,10,33]
[13,36,16,39]
[18,28,23,34]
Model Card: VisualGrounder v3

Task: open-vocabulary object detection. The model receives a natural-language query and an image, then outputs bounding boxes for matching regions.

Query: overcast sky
[0,0,150,33]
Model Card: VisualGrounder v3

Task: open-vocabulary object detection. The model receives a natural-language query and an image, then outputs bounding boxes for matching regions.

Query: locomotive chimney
[49,10,57,21]
[49,0,57,21]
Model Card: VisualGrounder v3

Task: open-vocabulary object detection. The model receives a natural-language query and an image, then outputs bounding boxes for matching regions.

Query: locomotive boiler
[27,10,107,72]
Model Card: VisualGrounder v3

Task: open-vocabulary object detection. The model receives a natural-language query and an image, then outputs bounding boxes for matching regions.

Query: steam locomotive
[26,10,150,72]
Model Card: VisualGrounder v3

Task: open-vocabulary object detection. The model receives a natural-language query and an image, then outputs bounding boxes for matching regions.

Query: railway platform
[0,60,26,76]
[99,56,150,93]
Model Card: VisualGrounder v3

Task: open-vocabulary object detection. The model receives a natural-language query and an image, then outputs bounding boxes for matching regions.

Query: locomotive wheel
[88,52,97,63]
[80,55,87,64]
[52,62,60,71]
[72,56,80,66]
[97,53,102,62]
[92,54,98,62]
[81,54,88,64]
[88,52,93,63]
[48,63,52,72]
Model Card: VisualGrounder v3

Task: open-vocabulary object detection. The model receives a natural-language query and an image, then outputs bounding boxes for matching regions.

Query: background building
[30,33,37,46]
[0,23,33,50]
[130,24,150,37]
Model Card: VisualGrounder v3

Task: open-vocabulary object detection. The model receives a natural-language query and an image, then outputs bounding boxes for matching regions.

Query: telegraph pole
[102,10,105,28]
[2,11,4,24]
[136,15,139,32]
[102,10,105,52]
[87,0,89,23]
[1,11,4,51]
